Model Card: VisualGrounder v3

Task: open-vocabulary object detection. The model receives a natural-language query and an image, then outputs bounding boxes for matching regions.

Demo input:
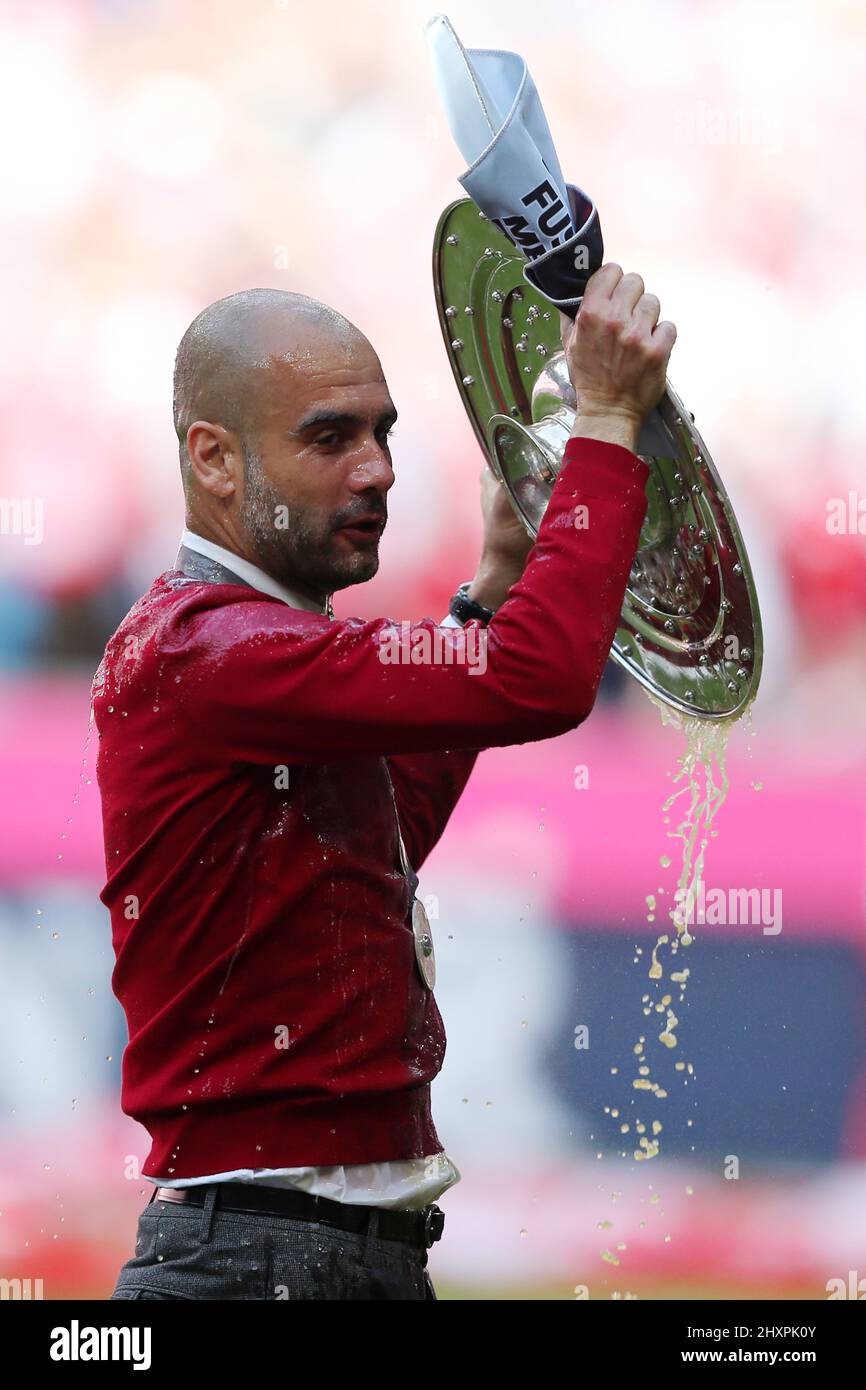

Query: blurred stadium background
[1,0,865,1300]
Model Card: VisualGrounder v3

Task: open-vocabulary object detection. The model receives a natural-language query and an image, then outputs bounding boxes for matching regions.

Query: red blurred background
[1,0,865,1299]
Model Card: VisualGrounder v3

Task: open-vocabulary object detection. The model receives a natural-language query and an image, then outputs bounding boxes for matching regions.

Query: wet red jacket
[93,437,648,1177]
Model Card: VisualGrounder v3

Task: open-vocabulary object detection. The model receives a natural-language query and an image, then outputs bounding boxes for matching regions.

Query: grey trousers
[110,1190,438,1301]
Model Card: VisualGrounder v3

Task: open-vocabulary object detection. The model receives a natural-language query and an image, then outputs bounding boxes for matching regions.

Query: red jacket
[93,437,648,1177]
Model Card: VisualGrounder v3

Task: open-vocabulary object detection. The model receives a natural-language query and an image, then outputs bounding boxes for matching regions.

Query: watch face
[450,593,492,626]
[412,898,436,990]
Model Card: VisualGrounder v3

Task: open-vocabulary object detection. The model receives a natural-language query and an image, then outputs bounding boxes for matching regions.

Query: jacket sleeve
[386,748,480,873]
[167,438,649,766]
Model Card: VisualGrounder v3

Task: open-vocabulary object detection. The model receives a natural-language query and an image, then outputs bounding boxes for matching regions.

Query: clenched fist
[560,264,676,452]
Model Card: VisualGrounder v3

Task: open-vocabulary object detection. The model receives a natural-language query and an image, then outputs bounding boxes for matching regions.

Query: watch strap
[448,581,494,626]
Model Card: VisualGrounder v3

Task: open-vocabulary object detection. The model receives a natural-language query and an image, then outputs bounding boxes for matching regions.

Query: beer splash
[651,696,732,948]
[594,703,739,1276]
[618,699,735,1163]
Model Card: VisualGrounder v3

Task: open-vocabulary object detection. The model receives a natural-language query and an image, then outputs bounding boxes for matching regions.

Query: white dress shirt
[150,528,461,1209]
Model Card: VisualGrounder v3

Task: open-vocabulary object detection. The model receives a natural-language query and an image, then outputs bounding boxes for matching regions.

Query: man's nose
[347,439,395,493]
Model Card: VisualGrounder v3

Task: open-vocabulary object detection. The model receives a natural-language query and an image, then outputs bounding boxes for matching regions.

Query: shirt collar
[179,527,332,617]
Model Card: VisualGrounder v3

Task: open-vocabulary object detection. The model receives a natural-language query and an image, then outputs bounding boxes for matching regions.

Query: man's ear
[185,421,242,500]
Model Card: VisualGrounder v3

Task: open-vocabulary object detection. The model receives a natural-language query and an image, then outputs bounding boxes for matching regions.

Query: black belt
[153,1182,445,1249]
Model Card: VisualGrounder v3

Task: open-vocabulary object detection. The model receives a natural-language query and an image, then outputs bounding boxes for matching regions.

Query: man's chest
[289,756,400,861]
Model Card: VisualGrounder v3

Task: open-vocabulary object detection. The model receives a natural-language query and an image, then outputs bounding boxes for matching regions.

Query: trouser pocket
[112,1203,270,1301]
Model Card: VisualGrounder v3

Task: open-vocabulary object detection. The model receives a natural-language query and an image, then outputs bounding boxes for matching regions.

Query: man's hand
[560,263,677,453]
[466,463,534,613]
[463,264,675,614]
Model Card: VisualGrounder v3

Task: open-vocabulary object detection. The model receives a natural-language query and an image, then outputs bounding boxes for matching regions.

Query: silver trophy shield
[433,199,762,720]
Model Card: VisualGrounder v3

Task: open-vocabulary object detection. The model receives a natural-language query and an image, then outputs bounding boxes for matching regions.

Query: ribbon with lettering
[424,13,603,316]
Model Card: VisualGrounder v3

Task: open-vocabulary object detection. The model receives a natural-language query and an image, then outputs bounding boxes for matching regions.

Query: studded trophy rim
[433,198,763,721]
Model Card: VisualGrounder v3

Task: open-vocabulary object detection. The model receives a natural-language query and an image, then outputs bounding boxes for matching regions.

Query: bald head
[171,287,397,607]
[172,288,367,473]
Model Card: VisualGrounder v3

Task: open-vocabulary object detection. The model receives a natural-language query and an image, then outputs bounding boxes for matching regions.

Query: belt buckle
[422,1204,445,1248]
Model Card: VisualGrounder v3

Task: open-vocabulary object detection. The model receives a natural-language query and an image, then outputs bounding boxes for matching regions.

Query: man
[96,264,674,1300]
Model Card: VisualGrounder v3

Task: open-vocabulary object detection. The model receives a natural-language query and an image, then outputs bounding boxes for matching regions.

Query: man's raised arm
[148,264,674,766]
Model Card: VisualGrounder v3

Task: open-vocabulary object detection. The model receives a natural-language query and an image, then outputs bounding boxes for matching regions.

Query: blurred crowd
[0,0,863,736]
[1,0,865,1300]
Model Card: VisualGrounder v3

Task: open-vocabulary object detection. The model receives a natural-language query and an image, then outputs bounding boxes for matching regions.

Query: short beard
[240,448,379,596]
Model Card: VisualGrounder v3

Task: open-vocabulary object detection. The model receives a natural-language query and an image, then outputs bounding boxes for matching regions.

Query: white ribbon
[424,13,576,260]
